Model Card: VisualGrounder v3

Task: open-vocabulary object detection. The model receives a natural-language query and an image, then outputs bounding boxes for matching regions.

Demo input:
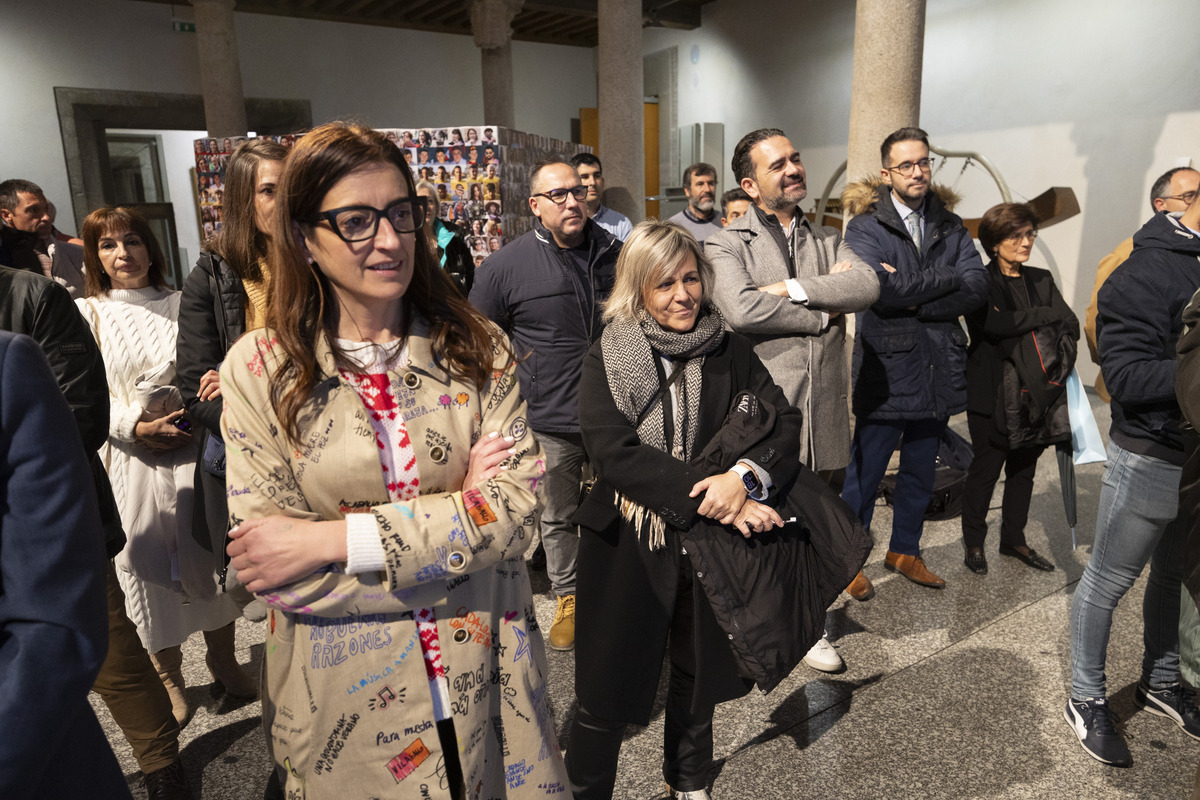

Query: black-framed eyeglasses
[1165,191,1199,205]
[532,185,587,205]
[311,197,427,243]
[885,157,936,175]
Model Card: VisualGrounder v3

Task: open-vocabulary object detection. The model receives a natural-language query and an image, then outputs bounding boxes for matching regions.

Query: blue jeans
[535,430,583,597]
[841,417,948,556]
[1069,440,1187,699]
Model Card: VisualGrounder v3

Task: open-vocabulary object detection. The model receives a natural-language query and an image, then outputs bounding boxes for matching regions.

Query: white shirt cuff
[819,310,830,329]
[785,279,809,303]
[344,513,386,574]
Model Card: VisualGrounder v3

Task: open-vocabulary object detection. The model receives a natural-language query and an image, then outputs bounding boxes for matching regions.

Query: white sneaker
[802,634,844,673]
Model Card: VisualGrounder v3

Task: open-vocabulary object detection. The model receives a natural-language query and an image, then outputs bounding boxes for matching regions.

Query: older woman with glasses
[961,202,1078,575]
[219,122,564,798]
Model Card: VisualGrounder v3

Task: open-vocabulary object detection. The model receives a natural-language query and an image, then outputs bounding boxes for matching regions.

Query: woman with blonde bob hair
[601,220,714,324]
[219,122,565,798]
[567,220,803,799]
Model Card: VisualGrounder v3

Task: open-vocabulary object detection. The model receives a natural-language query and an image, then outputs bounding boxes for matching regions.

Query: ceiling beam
[643,0,701,28]
[130,0,708,46]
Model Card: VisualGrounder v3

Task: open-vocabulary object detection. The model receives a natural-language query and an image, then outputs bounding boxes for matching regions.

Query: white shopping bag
[1067,368,1107,465]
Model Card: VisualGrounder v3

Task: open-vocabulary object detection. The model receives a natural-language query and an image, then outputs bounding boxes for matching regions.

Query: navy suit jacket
[0,332,130,798]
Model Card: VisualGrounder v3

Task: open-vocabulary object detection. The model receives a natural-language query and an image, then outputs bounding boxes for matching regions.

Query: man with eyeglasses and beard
[837,126,987,598]
[669,162,722,243]
[469,161,621,653]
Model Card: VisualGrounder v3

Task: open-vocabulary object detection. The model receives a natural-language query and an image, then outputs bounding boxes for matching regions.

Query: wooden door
[579,103,659,219]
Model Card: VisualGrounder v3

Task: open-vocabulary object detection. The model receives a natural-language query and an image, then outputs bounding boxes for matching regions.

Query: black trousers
[961,411,1045,550]
[566,558,714,799]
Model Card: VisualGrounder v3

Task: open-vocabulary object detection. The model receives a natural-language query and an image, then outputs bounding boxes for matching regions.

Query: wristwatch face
[741,470,758,493]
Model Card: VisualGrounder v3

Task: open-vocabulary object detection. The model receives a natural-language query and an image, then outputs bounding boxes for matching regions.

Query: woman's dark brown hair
[979,202,1040,258]
[206,138,288,280]
[269,121,508,444]
[81,206,169,297]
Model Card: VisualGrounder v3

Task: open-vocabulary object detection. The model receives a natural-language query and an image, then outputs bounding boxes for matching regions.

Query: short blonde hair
[602,219,713,323]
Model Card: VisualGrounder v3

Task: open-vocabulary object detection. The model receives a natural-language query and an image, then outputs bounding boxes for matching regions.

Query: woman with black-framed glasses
[218,122,565,799]
[961,202,1078,575]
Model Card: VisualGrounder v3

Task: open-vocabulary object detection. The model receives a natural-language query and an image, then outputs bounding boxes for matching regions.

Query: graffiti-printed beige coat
[220,322,567,799]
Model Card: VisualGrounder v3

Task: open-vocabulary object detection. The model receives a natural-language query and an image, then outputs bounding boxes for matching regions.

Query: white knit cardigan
[77,287,239,652]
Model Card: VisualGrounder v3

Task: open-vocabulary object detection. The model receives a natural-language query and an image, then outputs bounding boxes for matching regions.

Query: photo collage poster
[193,126,592,269]
[378,125,505,266]
[376,125,592,266]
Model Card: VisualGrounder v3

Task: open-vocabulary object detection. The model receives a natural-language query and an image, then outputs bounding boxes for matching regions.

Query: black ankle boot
[143,758,193,800]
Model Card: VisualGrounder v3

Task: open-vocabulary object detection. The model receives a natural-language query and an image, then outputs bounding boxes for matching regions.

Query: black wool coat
[965,263,1077,414]
[572,332,802,724]
[964,262,1079,448]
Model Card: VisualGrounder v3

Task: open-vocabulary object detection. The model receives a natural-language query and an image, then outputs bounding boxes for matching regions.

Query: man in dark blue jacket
[1065,194,1200,768]
[469,160,620,651]
[0,331,132,799]
[839,127,987,597]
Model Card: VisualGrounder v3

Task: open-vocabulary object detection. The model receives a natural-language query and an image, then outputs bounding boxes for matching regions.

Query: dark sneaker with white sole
[1063,697,1132,767]
[1135,682,1200,740]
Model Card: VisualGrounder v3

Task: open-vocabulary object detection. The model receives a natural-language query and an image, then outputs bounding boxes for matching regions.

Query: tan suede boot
[548,594,576,651]
[203,622,257,699]
[149,645,193,729]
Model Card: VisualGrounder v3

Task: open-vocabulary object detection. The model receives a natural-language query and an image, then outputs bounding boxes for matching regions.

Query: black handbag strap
[635,361,686,428]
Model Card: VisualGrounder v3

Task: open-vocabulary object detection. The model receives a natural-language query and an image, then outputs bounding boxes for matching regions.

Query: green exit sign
[173,20,196,33]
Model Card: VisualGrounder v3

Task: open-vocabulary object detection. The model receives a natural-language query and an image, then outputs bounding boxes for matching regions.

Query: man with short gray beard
[669,162,723,242]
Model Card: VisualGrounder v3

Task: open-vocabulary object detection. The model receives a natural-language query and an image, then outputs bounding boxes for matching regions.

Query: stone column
[597,0,645,222]
[191,0,247,139]
[846,0,926,190]
[469,0,524,129]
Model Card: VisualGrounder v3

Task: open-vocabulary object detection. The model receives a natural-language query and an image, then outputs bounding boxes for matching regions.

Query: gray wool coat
[705,209,879,471]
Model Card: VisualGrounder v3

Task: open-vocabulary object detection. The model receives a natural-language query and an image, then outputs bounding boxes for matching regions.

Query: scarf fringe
[615,490,668,552]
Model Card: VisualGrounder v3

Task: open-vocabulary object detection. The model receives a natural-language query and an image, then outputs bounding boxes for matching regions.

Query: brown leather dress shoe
[884,551,946,588]
[845,569,875,601]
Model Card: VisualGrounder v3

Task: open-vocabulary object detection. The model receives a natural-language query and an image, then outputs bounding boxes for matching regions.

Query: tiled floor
[92,403,1199,798]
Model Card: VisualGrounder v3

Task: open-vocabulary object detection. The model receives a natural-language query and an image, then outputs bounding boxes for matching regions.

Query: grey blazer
[705,209,879,470]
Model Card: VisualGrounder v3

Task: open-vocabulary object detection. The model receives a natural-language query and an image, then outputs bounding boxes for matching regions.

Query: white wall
[644,0,1200,387]
[0,1,203,219]
[0,0,596,268]
[7,0,1197,380]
